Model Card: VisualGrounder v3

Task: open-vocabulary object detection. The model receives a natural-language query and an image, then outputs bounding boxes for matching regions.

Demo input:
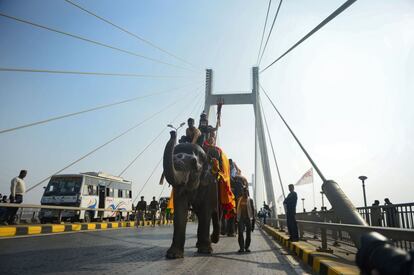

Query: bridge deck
[0,223,305,274]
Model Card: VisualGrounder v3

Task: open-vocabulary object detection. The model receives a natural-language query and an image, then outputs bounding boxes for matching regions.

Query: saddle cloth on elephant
[203,142,235,219]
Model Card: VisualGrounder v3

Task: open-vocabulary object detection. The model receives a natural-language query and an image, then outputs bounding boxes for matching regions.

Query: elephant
[163,131,221,259]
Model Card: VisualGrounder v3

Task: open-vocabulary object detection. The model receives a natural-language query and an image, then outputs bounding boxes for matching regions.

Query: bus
[39,172,132,223]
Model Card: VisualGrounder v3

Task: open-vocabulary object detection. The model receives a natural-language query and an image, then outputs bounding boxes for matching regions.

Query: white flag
[295,168,313,186]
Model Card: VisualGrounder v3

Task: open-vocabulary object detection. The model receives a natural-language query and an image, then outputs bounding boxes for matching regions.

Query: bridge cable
[0,67,194,79]
[260,97,286,199]
[133,158,163,204]
[258,0,283,65]
[0,13,195,72]
[118,89,203,177]
[26,85,201,192]
[64,0,199,71]
[260,0,357,73]
[157,176,168,200]
[131,91,203,203]
[260,85,327,182]
[0,82,197,135]
[256,0,273,64]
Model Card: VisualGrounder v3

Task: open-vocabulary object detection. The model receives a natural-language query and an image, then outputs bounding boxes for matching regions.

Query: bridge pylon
[203,67,277,216]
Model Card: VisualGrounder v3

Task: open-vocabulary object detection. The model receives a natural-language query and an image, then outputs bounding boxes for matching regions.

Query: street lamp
[358,176,368,209]
[167,122,186,133]
[301,198,305,212]
[320,191,325,210]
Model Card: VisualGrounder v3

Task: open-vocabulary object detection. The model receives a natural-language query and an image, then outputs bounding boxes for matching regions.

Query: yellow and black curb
[263,225,359,275]
[0,220,173,238]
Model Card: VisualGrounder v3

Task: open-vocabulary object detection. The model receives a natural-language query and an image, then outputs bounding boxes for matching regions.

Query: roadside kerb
[0,220,173,238]
[263,224,359,275]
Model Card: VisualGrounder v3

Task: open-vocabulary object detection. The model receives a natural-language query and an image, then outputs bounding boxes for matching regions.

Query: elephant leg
[227,216,235,237]
[220,212,226,235]
[166,190,188,259]
[196,202,212,254]
[194,209,201,249]
[211,210,220,243]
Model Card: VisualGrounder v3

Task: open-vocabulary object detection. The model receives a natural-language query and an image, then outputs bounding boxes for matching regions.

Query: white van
[39,172,132,223]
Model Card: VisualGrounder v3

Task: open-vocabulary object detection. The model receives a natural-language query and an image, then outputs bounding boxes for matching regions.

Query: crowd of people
[133,196,173,227]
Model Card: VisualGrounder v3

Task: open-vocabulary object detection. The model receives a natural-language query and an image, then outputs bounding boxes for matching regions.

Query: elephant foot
[166,246,184,259]
[210,232,220,243]
[197,244,212,254]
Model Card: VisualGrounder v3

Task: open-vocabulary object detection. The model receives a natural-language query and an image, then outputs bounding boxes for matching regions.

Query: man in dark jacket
[149,196,159,227]
[159,199,168,225]
[236,188,255,253]
[136,196,147,226]
[283,184,299,241]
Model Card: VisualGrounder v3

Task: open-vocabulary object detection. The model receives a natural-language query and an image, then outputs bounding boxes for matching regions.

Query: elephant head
[163,131,207,190]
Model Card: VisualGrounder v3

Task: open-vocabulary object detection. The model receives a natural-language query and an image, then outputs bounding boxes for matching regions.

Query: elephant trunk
[163,131,178,186]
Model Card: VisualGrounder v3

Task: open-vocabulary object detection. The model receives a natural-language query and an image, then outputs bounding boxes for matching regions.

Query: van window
[45,176,82,196]
[128,190,132,198]
[118,189,123,198]
[83,185,97,196]
[106,188,114,197]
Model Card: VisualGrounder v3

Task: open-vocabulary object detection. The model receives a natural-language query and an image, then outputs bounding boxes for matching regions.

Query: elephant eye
[176,153,183,159]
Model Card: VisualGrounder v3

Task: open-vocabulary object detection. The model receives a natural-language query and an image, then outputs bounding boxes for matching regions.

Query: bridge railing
[0,203,134,224]
[356,202,414,228]
[267,217,414,252]
[296,202,414,229]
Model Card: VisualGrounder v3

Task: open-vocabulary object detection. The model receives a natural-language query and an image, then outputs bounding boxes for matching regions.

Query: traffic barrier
[263,224,359,275]
[0,220,173,238]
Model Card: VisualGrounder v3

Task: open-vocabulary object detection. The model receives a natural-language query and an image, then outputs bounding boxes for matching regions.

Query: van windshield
[44,176,82,196]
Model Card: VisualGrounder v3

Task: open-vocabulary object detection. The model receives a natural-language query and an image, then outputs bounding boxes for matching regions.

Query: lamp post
[320,191,325,210]
[301,198,305,212]
[167,122,186,134]
[358,176,368,209]
[358,175,369,224]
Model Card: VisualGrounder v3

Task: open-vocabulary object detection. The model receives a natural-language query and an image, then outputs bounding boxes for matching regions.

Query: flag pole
[311,167,315,208]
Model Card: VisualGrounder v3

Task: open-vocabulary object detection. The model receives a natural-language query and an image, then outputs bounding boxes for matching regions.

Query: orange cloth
[167,189,174,214]
[217,151,236,217]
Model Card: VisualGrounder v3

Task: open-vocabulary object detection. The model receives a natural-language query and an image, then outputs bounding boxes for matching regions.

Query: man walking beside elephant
[236,187,255,253]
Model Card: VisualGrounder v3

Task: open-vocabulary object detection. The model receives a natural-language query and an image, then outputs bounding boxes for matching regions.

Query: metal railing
[356,202,414,228]
[0,203,133,224]
[267,217,414,252]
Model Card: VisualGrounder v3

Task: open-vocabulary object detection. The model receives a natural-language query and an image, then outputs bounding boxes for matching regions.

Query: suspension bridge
[1,0,413,274]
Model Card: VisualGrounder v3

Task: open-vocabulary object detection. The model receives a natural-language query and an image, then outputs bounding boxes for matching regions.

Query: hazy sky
[0,0,413,213]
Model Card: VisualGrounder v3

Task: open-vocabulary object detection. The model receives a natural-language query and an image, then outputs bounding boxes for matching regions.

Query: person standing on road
[136,196,147,227]
[236,187,255,253]
[384,198,400,228]
[283,184,299,241]
[370,200,382,226]
[160,199,167,225]
[149,196,159,227]
[2,170,27,225]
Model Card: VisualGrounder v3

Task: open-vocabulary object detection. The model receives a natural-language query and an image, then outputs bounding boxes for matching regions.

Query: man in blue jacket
[283,184,299,241]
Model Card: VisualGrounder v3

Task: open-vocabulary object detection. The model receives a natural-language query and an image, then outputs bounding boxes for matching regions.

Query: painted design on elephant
[217,151,235,219]
[204,141,235,219]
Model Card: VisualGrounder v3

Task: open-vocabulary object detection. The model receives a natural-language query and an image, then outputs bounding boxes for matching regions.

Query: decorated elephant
[163,131,222,259]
